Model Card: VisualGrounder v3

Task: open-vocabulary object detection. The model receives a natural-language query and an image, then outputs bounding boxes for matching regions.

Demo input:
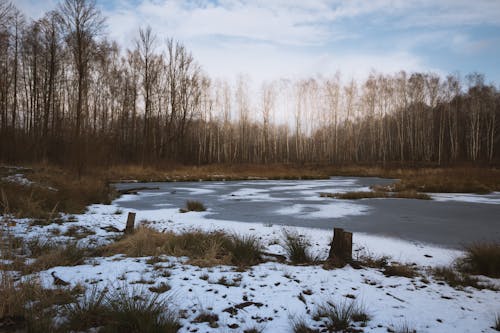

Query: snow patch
[275,202,370,219]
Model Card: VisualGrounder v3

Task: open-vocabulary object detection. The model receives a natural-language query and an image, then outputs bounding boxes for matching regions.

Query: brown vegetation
[103,226,263,267]
[383,264,418,278]
[321,190,431,200]
[431,266,496,290]
[282,230,316,265]
[313,299,370,332]
[180,200,206,213]
[64,286,181,333]
[0,272,79,331]
[28,241,90,273]
[457,243,500,278]
[0,165,114,218]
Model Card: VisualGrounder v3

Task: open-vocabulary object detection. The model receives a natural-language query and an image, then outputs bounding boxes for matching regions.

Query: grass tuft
[383,264,417,278]
[314,299,357,332]
[0,272,78,332]
[321,190,430,200]
[65,286,180,333]
[28,241,89,272]
[389,321,417,333]
[494,313,500,331]
[180,200,206,213]
[457,243,500,278]
[431,266,495,290]
[291,318,318,333]
[282,230,315,265]
[226,234,263,266]
[193,311,219,328]
[104,226,262,267]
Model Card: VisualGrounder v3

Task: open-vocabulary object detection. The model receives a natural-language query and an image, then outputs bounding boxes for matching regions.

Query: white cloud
[13,0,500,83]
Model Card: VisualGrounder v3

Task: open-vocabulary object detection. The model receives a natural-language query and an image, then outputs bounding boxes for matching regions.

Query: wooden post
[328,228,353,264]
[125,212,136,234]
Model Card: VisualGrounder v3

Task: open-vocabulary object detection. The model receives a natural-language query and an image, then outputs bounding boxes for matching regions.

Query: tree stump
[327,228,353,266]
[124,212,136,234]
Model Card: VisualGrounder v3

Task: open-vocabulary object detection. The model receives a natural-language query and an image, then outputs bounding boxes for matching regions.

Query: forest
[0,0,499,171]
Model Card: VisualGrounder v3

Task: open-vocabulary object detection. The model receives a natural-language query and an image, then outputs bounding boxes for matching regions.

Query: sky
[13,0,500,85]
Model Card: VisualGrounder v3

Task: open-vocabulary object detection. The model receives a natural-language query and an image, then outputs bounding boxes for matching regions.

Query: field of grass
[95,163,500,195]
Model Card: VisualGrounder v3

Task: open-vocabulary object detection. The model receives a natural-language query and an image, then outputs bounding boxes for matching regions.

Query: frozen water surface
[114,177,500,249]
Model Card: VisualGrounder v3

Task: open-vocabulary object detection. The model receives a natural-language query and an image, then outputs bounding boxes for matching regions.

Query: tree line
[0,0,499,171]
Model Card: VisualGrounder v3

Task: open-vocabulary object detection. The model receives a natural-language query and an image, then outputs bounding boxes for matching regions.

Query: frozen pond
[114,177,500,249]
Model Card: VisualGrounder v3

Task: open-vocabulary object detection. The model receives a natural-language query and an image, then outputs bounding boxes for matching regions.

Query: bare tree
[58,0,104,174]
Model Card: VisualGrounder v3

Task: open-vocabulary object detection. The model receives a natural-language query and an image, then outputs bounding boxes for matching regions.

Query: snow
[223,188,282,202]
[275,202,371,219]
[172,187,215,195]
[2,173,34,186]
[431,192,500,205]
[3,179,500,333]
[36,254,499,333]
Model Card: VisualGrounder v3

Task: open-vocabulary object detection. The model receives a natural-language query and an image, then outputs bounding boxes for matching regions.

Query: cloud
[12,0,500,83]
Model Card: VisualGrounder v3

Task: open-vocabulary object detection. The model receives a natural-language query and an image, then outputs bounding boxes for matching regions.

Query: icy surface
[431,192,500,204]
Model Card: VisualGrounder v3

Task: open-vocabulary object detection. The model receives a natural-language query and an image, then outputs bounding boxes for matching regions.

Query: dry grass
[383,264,418,278]
[457,243,500,278]
[225,234,263,266]
[180,200,206,213]
[357,252,390,268]
[104,163,330,182]
[494,313,500,331]
[321,190,430,200]
[388,167,500,194]
[64,285,181,333]
[0,165,115,218]
[103,226,262,267]
[313,299,368,332]
[291,318,318,333]
[327,165,500,193]
[28,241,90,273]
[431,266,495,290]
[0,272,79,331]
[192,311,219,328]
[282,230,316,265]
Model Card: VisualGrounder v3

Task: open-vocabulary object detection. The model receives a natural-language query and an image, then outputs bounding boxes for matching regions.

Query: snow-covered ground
[3,187,499,333]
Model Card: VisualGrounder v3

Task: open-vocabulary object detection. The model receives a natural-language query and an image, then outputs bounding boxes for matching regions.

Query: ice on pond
[275,202,370,218]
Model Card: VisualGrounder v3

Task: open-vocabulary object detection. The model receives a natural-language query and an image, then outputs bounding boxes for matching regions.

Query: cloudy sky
[14,0,500,84]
